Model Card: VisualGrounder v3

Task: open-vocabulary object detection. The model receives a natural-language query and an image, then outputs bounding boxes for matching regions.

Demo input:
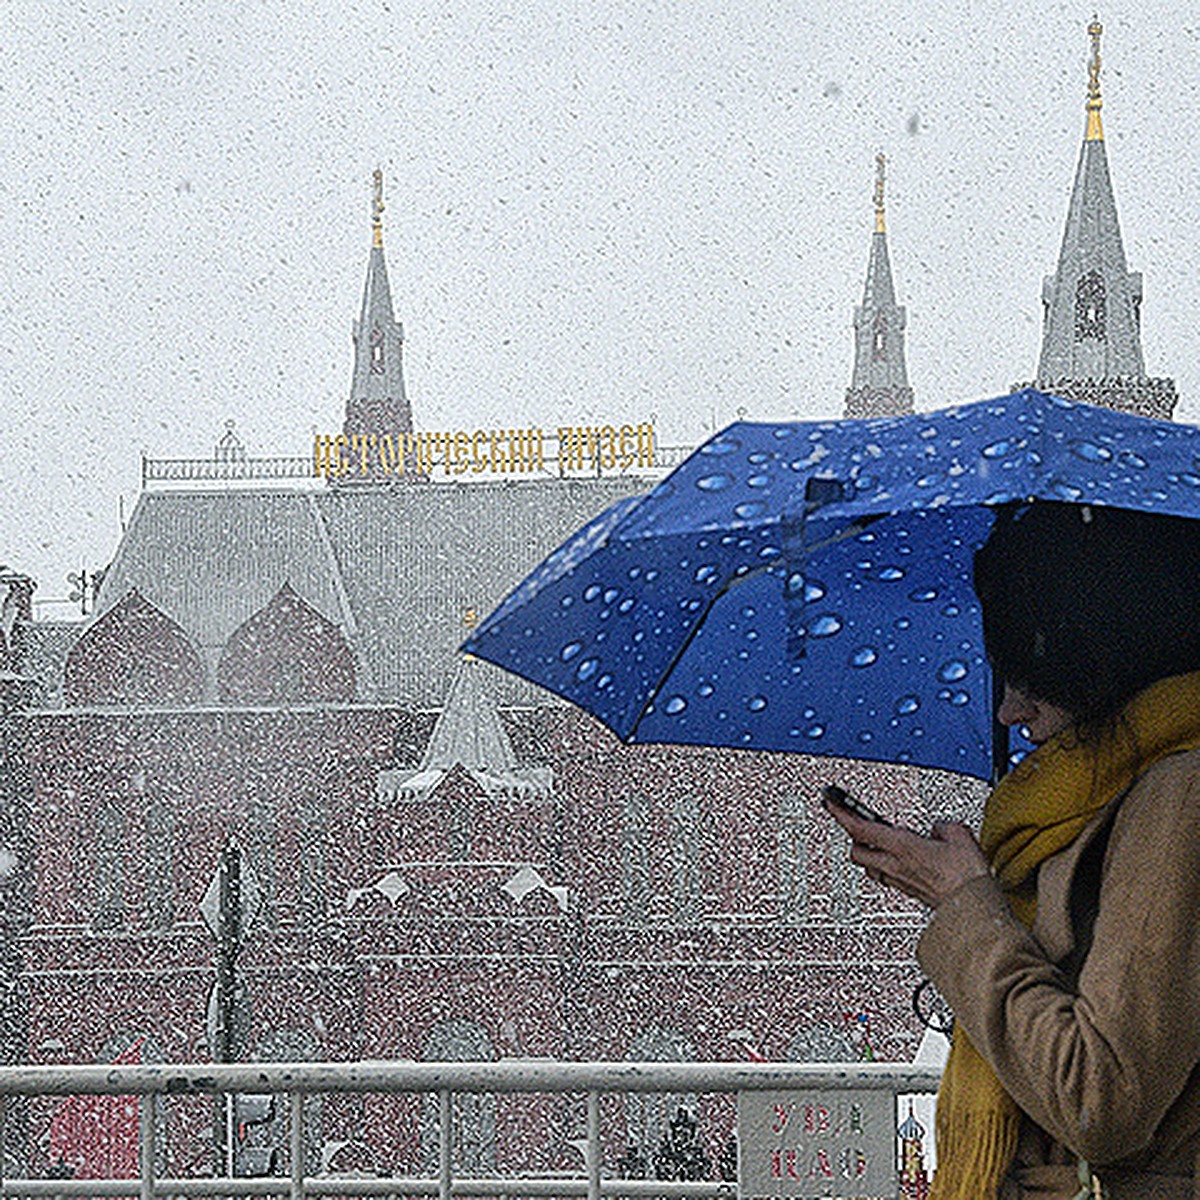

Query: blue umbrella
[463,388,1200,781]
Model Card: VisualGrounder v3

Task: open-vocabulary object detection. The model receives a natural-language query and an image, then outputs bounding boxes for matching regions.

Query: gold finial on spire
[462,607,479,660]
[873,152,887,234]
[372,168,385,248]
[1085,16,1104,142]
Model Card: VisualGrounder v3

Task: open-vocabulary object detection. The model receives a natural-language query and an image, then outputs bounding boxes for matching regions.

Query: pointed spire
[844,153,914,419]
[1032,19,1176,418]
[375,635,553,803]
[873,151,886,234]
[372,167,385,248]
[1085,17,1104,143]
[342,169,415,469]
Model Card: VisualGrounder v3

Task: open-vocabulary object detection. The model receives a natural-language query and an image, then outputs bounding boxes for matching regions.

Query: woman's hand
[822,797,990,909]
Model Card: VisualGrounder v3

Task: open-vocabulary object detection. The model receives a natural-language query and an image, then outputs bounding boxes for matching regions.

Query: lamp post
[200,844,262,1176]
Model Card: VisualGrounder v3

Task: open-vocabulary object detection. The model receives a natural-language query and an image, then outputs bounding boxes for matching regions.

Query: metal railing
[0,1060,942,1200]
[140,445,697,488]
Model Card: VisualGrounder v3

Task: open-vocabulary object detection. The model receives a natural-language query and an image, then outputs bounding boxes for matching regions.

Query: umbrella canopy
[463,388,1200,780]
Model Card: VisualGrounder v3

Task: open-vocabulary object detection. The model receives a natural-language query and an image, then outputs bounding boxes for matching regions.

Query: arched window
[871,312,888,361]
[1074,270,1107,341]
[218,584,355,705]
[621,791,650,923]
[64,591,203,707]
[297,793,328,926]
[625,1028,697,1169]
[778,792,809,924]
[671,792,701,924]
[828,822,862,925]
[94,802,125,930]
[144,798,175,930]
[787,1024,857,1063]
[247,1031,325,1177]
[421,1021,496,1175]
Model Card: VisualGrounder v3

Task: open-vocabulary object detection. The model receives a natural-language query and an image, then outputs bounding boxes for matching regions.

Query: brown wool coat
[918,749,1200,1200]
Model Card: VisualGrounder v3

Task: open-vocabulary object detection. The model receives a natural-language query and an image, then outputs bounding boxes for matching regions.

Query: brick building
[0,20,1172,1183]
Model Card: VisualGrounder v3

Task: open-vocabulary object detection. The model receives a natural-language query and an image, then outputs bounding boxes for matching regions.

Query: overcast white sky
[3,0,1198,609]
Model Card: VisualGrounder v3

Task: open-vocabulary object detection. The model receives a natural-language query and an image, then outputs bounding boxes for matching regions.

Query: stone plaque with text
[737,1088,894,1199]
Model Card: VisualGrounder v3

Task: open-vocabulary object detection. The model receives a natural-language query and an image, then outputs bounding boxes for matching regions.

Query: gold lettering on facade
[471,430,489,473]
[312,422,654,479]
[637,421,654,466]
[448,431,468,475]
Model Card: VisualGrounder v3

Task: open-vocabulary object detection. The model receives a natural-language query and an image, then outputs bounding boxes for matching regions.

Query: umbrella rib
[625,514,883,740]
[625,568,768,741]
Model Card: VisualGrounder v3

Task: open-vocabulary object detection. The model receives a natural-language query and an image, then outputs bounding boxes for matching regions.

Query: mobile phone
[822,784,892,826]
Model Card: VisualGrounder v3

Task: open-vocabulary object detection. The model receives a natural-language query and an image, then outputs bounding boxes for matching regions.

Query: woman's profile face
[997,682,1075,745]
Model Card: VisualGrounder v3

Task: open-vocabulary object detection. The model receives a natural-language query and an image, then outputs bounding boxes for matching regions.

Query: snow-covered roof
[83,475,648,708]
[376,654,552,801]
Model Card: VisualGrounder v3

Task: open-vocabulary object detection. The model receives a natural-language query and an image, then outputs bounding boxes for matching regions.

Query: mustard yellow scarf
[930,670,1200,1200]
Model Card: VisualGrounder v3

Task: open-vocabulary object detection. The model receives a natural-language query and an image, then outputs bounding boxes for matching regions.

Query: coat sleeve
[917,753,1200,1164]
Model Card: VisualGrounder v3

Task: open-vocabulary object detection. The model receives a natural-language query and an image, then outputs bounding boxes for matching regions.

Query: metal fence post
[290,1091,304,1200]
[586,1091,600,1200]
[438,1089,452,1200]
[138,1093,154,1200]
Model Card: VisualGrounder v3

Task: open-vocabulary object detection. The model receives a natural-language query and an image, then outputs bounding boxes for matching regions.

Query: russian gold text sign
[313,422,655,479]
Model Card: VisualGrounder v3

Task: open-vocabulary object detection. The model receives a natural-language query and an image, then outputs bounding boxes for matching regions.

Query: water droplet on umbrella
[1069,440,1113,463]
[734,501,767,519]
[806,725,825,739]
[694,565,719,584]
[938,659,968,682]
[1050,481,1085,501]
[850,647,878,668]
[747,695,767,712]
[575,658,600,682]
[664,696,687,715]
[561,642,583,661]
[697,474,732,492]
[877,567,905,581]
[809,615,842,637]
[982,439,1017,458]
[909,588,938,602]
[618,598,636,614]
[583,584,601,602]
[896,695,921,715]
[698,683,715,697]
[804,581,826,602]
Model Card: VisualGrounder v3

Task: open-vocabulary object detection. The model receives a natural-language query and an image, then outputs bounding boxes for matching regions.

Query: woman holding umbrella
[826,500,1200,1200]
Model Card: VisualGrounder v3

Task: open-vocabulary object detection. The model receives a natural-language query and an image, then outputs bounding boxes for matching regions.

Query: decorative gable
[218,583,355,705]
[64,589,203,707]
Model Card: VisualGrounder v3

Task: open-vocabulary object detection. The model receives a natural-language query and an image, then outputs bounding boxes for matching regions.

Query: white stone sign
[737,1089,894,1199]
